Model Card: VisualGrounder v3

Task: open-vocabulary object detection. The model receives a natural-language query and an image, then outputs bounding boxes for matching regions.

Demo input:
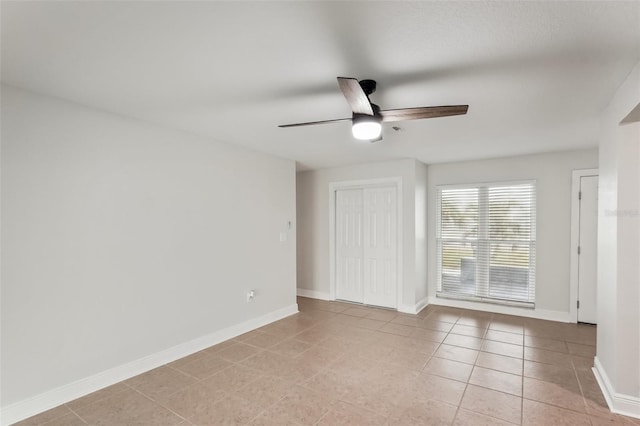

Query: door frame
[329,177,403,309]
[569,168,598,323]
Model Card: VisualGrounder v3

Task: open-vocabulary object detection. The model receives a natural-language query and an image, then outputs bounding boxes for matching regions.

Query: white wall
[296,158,426,311]
[1,86,297,412]
[595,58,640,415]
[414,161,428,304]
[427,149,598,318]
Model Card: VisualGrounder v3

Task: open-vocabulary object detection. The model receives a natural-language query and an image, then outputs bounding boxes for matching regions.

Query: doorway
[570,169,598,324]
[330,178,402,310]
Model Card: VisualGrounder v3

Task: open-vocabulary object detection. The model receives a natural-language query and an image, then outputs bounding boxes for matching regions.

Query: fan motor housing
[359,79,377,96]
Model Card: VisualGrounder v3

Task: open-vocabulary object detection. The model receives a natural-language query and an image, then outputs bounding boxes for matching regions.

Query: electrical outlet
[246,290,255,302]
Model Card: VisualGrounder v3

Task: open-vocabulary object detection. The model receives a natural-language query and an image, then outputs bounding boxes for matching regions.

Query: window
[436,181,536,306]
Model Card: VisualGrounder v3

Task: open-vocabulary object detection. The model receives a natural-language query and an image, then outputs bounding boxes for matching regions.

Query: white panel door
[363,187,397,308]
[336,189,364,304]
[578,175,598,324]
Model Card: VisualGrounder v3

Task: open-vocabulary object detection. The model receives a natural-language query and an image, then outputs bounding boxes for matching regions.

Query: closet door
[363,187,397,308]
[335,189,364,303]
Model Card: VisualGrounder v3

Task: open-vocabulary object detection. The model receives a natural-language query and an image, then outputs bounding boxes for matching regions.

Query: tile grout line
[123,382,191,425]
[49,406,89,426]
[452,311,485,425]
[569,350,597,426]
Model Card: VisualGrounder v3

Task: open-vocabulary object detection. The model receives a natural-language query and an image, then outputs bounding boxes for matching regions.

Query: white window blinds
[436,182,536,306]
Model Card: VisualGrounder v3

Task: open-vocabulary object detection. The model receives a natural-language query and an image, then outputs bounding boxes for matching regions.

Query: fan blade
[278,117,351,128]
[337,77,374,115]
[380,105,468,122]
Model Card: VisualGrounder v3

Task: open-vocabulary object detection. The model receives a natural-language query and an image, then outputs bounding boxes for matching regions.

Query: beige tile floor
[15,297,640,426]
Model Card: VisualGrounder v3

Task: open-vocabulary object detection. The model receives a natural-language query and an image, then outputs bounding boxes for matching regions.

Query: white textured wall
[296,159,423,310]
[597,58,640,401]
[427,150,598,315]
[0,85,297,407]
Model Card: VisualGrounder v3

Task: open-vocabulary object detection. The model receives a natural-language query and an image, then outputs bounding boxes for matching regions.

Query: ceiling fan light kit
[279,77,468,143]
[351,114,382,140]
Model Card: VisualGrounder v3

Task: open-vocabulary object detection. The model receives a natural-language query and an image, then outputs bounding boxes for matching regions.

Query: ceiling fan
[279,77,468,142]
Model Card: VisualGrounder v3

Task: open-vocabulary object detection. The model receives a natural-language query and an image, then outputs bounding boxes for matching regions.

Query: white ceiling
[2,1,639,171]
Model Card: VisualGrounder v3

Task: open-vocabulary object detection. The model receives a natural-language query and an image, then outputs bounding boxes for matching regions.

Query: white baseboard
[397,305,413,314]
[427,297,571,323]
[414,296,429,314]
[398,297,430,315]
[593,357,640,419]
[0,304,299,426]
[296,288,332,301]
[298,289,428,316]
